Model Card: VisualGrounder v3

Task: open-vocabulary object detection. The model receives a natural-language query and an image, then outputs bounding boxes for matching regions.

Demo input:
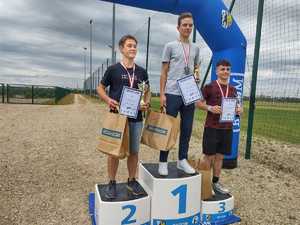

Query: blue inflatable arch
[101,0,247,168]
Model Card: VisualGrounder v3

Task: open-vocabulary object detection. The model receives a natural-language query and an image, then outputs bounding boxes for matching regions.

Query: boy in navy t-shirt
[97,35,150,199]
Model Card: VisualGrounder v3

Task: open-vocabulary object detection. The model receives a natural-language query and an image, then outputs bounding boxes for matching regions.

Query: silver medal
[184,66,190,75]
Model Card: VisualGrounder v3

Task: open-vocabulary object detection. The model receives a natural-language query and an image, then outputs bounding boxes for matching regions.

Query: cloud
[0,0,299,98]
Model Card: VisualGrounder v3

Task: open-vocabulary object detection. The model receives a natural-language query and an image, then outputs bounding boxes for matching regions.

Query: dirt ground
[0,94,299,225]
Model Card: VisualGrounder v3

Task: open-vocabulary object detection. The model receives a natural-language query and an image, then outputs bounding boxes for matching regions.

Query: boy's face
[177,17,193,39]
[216,65,231,81]
[120,39,137,59]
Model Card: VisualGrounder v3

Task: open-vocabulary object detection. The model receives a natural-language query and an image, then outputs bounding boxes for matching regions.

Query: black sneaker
[105,180,117,199]
[126,178,144,196]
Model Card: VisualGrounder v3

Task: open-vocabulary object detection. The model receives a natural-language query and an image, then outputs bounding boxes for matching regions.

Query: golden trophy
[138,81,149,106]
[194,67,200,84]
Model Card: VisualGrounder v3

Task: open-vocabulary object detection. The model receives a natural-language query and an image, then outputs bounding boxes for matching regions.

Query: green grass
[150,97,300,144]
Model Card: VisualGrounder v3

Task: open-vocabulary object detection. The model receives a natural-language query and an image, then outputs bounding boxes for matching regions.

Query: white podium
[88,162,240,225]
[94,183,151,225]
[201,194,240,225]
[138,162,201,225]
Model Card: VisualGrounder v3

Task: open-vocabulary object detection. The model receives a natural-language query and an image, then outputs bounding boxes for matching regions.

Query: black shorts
[202,127,232,155]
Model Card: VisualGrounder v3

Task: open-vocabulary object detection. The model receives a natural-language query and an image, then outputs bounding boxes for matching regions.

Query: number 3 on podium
[171,184,187,214]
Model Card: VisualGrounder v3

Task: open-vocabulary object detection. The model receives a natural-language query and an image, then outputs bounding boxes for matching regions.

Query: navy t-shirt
[101,62,149,122]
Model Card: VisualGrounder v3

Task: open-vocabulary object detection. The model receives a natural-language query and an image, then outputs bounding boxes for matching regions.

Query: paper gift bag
[97,111,129,159]
[141,109,180,151]
[197,159,213,200]
[189,159,213,200]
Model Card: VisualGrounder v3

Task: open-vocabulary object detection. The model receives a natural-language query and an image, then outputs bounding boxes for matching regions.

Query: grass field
[150,97,300,144]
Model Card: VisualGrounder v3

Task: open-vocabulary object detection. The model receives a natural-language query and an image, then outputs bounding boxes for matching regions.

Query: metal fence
[0,83,5,103]
[1,84,71,104]
[82,0,300,154]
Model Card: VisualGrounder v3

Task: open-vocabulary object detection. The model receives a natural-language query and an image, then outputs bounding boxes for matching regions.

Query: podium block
[138,162,201,225]
[201,193,240,225]
[94,183,151,225]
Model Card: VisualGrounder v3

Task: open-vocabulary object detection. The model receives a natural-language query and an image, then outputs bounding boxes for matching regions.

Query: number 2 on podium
[121,205,136,224]
[171,184,187,214]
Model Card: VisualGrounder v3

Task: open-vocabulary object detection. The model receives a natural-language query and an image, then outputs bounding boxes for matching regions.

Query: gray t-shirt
[162,40,200,95]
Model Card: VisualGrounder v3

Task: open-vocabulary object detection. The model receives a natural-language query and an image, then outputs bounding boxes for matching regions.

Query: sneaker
[177,159,196,174]
[212,182,229,194]
[158,162,168,176]
[105,180,117,199]
[126,178,144,196]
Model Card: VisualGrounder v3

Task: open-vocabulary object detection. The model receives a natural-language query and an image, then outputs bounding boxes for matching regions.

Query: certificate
[177,75,202,105]
[119,86,142,119]
[220,97,237,122]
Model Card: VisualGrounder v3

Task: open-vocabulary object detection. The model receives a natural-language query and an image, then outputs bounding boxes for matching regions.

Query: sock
[212,176,219,183]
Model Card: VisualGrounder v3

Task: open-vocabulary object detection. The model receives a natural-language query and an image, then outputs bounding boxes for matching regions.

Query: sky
[0,0,299,97]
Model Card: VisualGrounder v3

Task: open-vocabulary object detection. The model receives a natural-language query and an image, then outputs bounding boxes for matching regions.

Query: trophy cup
[194,68,200,85]
[138,81,149,106]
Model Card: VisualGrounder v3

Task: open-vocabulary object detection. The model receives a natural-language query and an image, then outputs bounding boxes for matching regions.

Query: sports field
[150,97,300,144]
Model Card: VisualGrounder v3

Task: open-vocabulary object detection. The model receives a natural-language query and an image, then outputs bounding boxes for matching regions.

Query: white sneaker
[212,182,229,194]
[158,162,168,176]
[177,159,196,174]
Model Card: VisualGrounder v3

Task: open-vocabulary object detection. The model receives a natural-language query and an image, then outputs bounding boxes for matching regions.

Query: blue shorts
[128,121,143,154]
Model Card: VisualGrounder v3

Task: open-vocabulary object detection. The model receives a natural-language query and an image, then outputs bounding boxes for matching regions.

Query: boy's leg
[176,103,195,174]
[178,103,195,160]
[212,153,224,178]
[127,153,138,179]
[159,94,180,162]
[202,154,215,170]
[158,94,180,175]
[107,156,119,180]
[105,156,119,199]
[127,121,144,195]
[212,129,232,194]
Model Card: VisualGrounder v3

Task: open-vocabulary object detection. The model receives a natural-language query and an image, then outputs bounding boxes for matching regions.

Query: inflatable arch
[101,0,247,168]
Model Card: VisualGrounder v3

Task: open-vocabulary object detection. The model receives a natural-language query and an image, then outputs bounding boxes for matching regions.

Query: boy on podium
[97,35,150,199]
[158,12,200,176]
[196,59,242,194]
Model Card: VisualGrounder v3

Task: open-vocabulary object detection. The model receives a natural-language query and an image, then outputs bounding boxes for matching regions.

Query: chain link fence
[84,0,300,150]
[1,84,71,104]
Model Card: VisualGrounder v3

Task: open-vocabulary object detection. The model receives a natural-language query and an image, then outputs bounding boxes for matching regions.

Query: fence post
[32,85,34,104]
[245,0,265,159]
[7,84,9,103]
[1,84,4,103]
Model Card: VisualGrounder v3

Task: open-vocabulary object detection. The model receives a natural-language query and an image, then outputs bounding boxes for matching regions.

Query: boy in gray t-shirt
[159,12,200,176]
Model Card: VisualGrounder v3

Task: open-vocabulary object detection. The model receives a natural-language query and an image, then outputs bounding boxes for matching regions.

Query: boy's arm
[196,99,222,114]
[96,84,118,110]
[160,62,169,107]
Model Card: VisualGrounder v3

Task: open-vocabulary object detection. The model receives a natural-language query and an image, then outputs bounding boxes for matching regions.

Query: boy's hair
[178,12,193,26]
[216,59,231,67]
[118,35,138,47]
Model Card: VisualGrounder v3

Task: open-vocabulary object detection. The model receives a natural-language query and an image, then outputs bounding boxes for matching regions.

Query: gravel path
[0,94,299,225]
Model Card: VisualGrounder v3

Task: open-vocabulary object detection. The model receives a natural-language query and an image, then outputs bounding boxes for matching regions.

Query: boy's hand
[140,102,150,111]
[236,105,243,116]
[209,105,222,114]
[195,100,202,108]
[160,94,166,108]
[106,98,119,110]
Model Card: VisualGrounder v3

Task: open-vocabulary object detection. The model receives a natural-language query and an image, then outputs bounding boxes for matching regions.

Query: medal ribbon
[216,80,229,98]
[180,41,190,69]
[121,62,135,88]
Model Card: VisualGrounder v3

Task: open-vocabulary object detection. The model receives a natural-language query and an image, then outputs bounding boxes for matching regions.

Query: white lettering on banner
[233,118,240,127]
[232,76,243,101]
[231,74,244,133]
[233,118,240,133]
